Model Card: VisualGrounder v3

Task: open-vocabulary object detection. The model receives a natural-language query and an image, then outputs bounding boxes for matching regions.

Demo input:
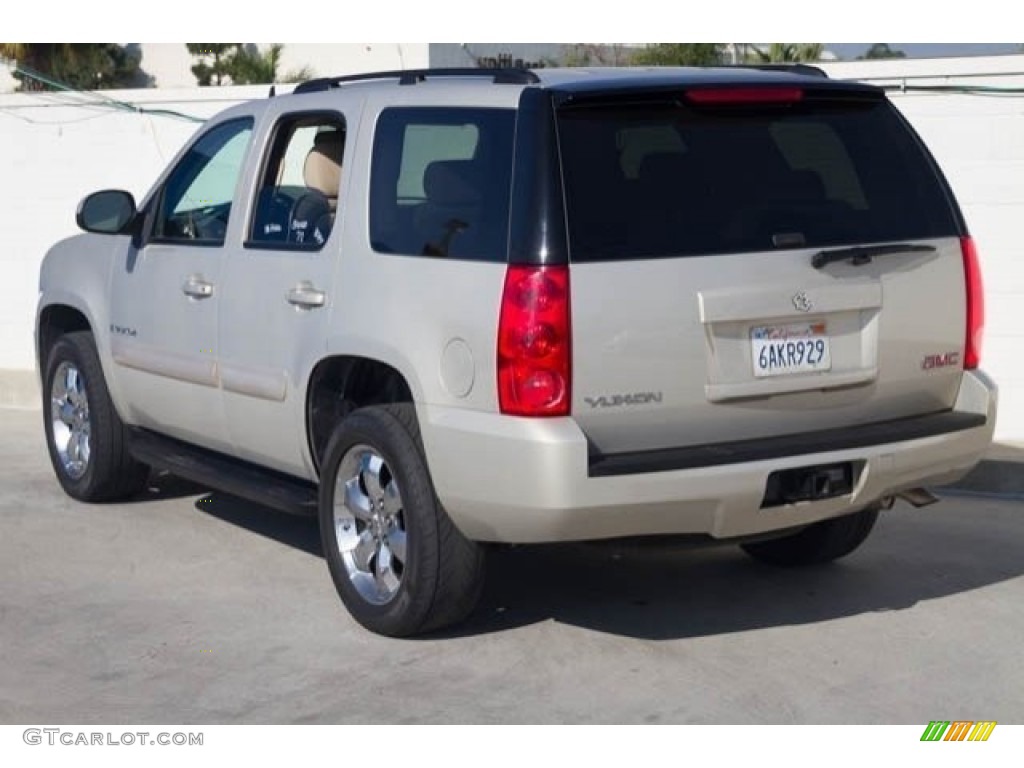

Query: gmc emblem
[922,352,960,370]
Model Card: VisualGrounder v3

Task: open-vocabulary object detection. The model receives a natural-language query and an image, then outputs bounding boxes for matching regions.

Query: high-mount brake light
[686,87,804,105]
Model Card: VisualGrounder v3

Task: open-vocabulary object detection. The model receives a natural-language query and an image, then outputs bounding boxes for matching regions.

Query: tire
[42,331,149,502]
[740,505,881,567]
[318,404,485,637]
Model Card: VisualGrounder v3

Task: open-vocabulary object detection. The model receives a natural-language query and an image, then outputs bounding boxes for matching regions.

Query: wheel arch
[37,301,94,380]
[305,354,416,476]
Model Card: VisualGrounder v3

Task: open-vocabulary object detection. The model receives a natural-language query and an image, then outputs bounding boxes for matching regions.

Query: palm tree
[187,43,312,86]
[747,43,824,63]
[228,44,282,85]
[230,44,313,85]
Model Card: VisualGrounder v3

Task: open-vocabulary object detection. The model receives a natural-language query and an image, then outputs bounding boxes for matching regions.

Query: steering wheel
[252,190,296,242]
[287,191,333,246]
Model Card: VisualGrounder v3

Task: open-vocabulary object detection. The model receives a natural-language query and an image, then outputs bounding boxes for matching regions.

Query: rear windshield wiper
[811,243,937,269]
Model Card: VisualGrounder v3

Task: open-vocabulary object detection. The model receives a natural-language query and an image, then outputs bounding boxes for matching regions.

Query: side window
[370,108,515,261]
[249,114,346,250]
[153,118,253,245]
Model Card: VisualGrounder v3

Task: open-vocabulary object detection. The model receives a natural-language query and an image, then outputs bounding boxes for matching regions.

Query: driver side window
[152,118,254,245]
[248,113,346,251]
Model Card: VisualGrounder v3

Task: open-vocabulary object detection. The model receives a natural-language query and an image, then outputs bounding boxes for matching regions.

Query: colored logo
[920,721,997,742]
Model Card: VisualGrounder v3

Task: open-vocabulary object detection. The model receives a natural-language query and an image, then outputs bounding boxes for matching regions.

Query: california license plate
[751,322,831,378]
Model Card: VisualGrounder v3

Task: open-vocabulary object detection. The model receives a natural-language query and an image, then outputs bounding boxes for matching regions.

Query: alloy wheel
[333,445,407,605]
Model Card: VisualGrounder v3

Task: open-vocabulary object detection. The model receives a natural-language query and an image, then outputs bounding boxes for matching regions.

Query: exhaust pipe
[896,487,940,508]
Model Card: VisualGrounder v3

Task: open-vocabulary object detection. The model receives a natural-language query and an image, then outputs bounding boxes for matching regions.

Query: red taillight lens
[497,265,571,417]
[686,87,804,105]
[961,236,985,370]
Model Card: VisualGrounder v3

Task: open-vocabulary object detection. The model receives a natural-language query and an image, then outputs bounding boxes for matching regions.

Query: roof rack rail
[293,67,540,94]
[722,63,829,79]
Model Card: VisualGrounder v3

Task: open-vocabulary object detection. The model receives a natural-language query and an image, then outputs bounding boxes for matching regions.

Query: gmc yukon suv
[36,67,996,636]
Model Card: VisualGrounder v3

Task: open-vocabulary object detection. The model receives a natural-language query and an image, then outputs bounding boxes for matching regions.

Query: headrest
[304,130,344,199]
[423,160,481,207]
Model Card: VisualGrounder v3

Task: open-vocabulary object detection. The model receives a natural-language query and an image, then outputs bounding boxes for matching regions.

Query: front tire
[318,404,484,637]
[741,505,881,567]
[42,331,149,501]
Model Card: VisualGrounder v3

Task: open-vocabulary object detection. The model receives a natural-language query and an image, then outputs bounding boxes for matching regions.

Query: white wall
[821,56,1024,442]
[0,86,260,377]
[2,55,1023,440]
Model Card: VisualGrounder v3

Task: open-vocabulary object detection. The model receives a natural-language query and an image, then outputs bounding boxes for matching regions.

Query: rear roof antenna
[268,85,276,98]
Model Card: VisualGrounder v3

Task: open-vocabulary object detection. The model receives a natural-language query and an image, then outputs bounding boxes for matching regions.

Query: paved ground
[1,407,1022,724]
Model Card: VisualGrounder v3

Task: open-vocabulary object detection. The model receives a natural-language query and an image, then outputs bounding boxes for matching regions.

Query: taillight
[686,87,804,105]
[497,265,571,417]
[961,236,984,370]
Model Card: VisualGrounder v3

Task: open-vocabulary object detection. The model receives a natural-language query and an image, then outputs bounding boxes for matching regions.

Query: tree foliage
[747,43,824,63]
[229,44,282,85]
[186,43,311,85]
[630,44,726,66]
[186,43,239,86]
[560,44,632,67]
[860,43,907,60]
[0,43,146,90]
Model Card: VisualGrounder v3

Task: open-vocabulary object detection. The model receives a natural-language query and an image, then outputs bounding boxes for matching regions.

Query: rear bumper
[418,370,997,543]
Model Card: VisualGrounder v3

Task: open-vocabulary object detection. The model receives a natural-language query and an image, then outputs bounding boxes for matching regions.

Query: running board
[127,428,319,517]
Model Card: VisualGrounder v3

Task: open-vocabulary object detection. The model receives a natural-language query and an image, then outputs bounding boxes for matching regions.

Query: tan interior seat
[303,130,344,210]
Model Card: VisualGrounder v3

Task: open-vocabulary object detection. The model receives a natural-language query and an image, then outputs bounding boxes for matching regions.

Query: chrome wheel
[50,361,91,480]
[333,444,407,605]
[319,405,485,636]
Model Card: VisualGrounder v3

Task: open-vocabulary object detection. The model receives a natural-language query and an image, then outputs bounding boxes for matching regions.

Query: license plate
[751,322,831,378]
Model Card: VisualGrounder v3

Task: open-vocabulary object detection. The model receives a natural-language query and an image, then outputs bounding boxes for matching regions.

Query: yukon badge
[792,291,813,313]
[585,392,663,409]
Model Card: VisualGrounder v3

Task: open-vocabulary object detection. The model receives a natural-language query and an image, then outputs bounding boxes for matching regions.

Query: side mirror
[76,190,137,234]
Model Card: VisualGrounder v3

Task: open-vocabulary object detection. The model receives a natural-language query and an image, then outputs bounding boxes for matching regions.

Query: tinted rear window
[370,107,515,261]
[557,95,960,262]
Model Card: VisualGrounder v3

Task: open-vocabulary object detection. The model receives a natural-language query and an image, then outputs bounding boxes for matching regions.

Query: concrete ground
[1,407,1022,724]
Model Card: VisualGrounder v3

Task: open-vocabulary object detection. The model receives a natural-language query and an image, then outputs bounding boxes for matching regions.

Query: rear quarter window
[557,94,960,262]
[370,107,515,262]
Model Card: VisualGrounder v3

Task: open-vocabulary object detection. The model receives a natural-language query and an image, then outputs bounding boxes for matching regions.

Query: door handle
[286,282,326,309]
[182,275,214,299]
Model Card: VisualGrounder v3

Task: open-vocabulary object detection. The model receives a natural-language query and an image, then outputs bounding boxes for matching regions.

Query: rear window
[370,107,515,261]
[557,94,960,262]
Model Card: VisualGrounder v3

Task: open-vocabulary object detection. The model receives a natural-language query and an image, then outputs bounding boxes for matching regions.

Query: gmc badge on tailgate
[922,352,960,370]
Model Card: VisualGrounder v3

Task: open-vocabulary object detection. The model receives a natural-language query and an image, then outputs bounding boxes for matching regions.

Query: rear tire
[318,404,484,637]
[42,331,149,502]
[741,505,881,567]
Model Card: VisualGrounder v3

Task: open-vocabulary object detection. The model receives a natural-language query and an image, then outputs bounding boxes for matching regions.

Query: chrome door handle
[286,282,326,309]
[182,275,214,299]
